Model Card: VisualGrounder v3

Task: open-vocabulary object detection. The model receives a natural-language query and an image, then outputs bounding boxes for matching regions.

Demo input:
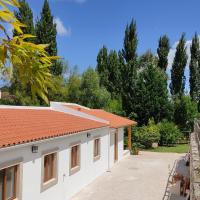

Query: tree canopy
[157,35,170,71]
[170,34,188,97]
[0,0,57,103]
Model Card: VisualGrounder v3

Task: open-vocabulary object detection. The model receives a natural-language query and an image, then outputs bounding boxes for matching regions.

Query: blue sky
[26,0,200,73]
[1,0,199,90]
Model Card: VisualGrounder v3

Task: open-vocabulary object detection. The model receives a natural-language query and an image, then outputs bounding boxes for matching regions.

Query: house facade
[0,104,136,200]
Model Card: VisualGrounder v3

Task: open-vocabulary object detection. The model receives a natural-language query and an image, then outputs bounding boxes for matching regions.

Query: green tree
[134,64,172,125]
[96,46,109,87]
[80,68,111,108]
[105,98,124,116]
[138,50,158,69]
[96,48,121,98]
[189,33,200,101]
[13,0,35,41]
[35,0,59,75]
[157,35,170,71]
[11,0,36,103]
[122,19,138,63]
[106,50,121,97]
[121,19,138,115]
[67,73,81,104]
[0,0,57,103]
[170,34,188,97]
[174,96,199,132]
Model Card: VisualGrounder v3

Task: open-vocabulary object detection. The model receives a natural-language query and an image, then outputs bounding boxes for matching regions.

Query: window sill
[70,166,80,176]
[41,177,58,192]
[94,155,101,162]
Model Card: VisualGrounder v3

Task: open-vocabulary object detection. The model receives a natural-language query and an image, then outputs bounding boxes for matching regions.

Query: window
[43,153,56,183]
[41,149,58,192]
[94,138,101,161]
[70,144,80,175]
[0,165,18,200]
[71,145,80,169]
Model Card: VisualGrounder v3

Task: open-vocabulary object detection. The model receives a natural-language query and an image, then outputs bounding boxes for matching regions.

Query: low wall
[190,120,200,200]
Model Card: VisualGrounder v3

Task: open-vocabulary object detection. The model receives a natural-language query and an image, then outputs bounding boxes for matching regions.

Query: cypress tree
[107,50,121,97]
[96,46,109,87]
[13,0,35,41]
[122,19,138,63]
[121,19,138,115]
[157,35,170,71]
[170,34,188,97]
[96,47,121,98]
[189,33,199,101]
[35,0,59,75]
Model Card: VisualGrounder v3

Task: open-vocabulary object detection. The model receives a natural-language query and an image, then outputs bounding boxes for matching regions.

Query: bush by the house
[159,120,181,146]
[133,119,160,148]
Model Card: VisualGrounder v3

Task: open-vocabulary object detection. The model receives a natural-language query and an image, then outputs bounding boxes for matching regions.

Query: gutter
[0,126,109,153]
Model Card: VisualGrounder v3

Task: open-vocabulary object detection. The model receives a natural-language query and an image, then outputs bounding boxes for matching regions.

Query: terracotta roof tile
[66,105,136,128]
[0,108,108,148]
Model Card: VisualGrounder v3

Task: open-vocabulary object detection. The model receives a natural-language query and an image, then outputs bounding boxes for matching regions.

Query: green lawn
[142,144,189,154]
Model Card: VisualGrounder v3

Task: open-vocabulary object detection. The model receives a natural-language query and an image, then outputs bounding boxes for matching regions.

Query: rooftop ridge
[0,105,51,110]
[50,101,91,110]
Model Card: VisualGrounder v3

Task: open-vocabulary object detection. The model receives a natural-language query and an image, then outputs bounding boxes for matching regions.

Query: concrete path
[71,151,185,200]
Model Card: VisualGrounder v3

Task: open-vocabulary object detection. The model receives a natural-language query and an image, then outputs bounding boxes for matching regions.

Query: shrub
[133,119,160,148]
[159,121,181,146]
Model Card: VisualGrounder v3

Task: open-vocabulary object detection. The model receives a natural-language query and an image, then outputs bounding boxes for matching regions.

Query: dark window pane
[0,170,4,200]
[6,167,15,200]
[44,153,55,182]
[71,145,79,168]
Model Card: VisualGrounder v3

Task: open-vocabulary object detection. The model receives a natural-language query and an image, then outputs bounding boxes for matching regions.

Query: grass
[142,144,189,154]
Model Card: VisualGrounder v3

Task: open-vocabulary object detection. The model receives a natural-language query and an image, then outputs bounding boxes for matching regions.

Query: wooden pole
[128,126,132,151]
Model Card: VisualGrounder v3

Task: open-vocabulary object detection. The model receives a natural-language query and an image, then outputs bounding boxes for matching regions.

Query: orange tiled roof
[66,105,136,128]
[0,108,108,148]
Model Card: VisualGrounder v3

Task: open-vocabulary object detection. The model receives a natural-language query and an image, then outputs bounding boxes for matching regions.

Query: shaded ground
[71,151,184,200]
[163,155,190,200]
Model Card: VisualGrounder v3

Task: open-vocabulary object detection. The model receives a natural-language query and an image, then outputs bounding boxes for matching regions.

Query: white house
[0,103,136,200]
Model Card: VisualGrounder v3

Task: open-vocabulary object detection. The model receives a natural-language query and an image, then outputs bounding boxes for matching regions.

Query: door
[114,130,118,162]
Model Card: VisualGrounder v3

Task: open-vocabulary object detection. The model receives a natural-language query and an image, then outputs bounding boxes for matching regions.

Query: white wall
[0,127,110,200]
[118,128,125,161]
[109,128,125,168]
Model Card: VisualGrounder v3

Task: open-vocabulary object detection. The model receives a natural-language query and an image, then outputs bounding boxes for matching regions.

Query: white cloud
[54,17,71,37]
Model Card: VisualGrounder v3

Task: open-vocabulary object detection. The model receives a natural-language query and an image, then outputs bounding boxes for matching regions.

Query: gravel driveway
[71,151,184,200]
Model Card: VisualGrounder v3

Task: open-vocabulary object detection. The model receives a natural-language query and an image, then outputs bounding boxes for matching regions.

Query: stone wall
[190,120,200,200]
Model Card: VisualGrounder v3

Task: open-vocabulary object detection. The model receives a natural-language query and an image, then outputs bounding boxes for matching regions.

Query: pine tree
[157,35,170,71]
[35,0,59,75]
[189,33,199,101]
[13,0,35,41]
[170,34,188,97]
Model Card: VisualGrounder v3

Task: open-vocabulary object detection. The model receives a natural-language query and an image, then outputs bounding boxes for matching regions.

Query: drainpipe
[107,129,111,172]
